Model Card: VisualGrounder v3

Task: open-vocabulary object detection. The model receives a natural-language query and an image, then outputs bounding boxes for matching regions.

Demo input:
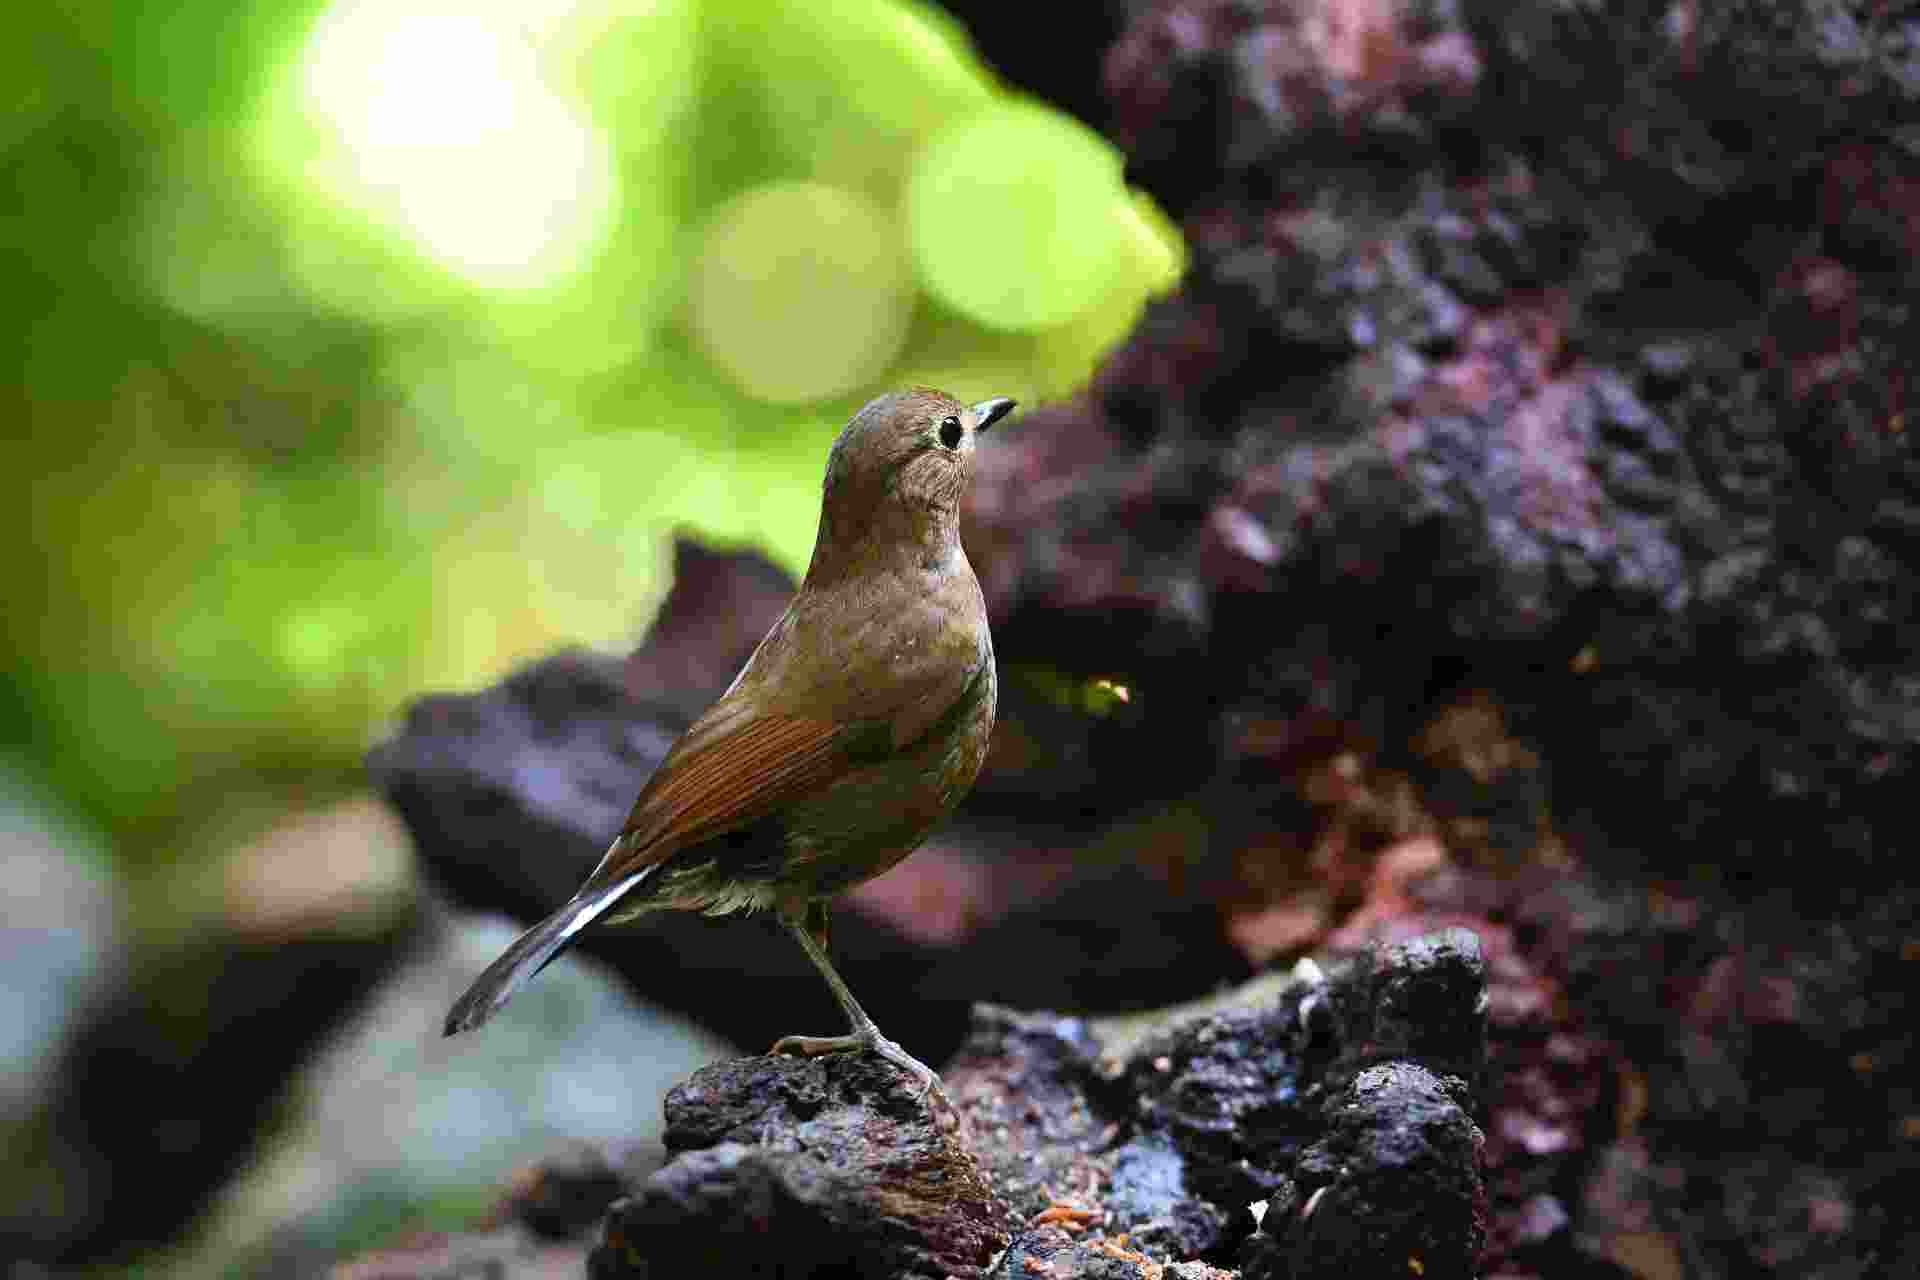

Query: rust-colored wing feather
[586,698,848,885]
[583,570,989,890]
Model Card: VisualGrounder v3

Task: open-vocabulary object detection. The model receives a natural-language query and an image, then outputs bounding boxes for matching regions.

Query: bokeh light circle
[294,0,619,291]
[687,182,913,405]
[907,104,1131,333]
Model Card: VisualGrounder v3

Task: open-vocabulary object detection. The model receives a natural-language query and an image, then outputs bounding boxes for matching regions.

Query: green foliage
[4,0,1183,857]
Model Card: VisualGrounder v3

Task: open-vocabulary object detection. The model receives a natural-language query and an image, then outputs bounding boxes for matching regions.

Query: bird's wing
[586,585,989,887]
[587,694,849,885]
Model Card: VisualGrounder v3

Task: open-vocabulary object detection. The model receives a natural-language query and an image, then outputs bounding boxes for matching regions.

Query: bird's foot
[768,1028,948,1109]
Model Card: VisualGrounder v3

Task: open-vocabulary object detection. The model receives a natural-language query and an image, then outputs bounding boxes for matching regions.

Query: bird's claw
[767,1029,950,1113]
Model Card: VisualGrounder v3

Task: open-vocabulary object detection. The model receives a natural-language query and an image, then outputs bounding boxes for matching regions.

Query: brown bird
[444,388,1016,1092]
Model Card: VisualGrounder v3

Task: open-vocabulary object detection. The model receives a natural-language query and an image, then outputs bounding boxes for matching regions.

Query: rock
[1258,1062,1486,1280]
[0,794,416,1266]
[948,11,1920,1270]
[371,646,671,929]
[941,1006,1116,1221]
[593,1053,1013,1278]
[956,0,1919,908]
[1325,926,1488,1085]
[505,1144,641,1243]
[1332,856,1920,1280]
[967,934,1486,1276]
[333,929,1488,1278]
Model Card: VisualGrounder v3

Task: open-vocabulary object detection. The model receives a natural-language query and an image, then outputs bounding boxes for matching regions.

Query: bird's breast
[778,655,994,899]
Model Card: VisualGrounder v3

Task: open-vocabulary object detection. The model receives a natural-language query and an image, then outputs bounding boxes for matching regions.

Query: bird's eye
[938,415,963,449]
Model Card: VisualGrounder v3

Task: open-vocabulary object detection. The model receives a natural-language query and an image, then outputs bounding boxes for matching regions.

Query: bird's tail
[443,865,654,1036]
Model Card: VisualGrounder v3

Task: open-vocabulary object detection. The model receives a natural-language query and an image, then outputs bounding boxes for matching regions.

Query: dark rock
[593,1053,1013,1278]
[1257,1062,1486,1280]
[1116,985,1315,1217]
[1328,873,1622,1280]
[1544,877,1920,1280]
[1335,857,1920,1280]
[5,927,411,1263]
[374,646,669,928]
[962,931,1487,1274]
[965,0,1920,909]
[940,1005,1113,1219]
[1326,926,1489,1084]
[504,1145,636,1242]
[369,538,794,932]
[1104,1133,1229,1258]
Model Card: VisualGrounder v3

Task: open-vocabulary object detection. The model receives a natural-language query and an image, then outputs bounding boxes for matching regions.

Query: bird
[443,388,1017,1094]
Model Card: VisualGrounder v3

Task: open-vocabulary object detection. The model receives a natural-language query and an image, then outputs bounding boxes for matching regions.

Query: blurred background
[3,0,1175,1272]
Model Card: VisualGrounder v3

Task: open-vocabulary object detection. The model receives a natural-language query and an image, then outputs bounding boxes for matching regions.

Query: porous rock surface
[579,927,1485,1279]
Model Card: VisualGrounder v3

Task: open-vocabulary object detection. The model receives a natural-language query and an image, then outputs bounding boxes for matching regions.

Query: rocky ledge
[339,928,1487,1280]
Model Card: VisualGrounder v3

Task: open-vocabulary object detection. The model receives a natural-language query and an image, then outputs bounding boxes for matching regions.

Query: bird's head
[810,387,1016,579]
[826,388,1015,511]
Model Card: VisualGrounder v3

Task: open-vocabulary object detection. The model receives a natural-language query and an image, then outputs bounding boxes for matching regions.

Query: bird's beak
[970,397,1017,433]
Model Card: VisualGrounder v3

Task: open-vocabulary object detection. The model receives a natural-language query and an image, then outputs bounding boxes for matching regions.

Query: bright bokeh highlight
[293,0,619,290]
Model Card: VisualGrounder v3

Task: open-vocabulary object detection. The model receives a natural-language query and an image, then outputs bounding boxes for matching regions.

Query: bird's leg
[768,902,943,1097]
[806,896,830,953]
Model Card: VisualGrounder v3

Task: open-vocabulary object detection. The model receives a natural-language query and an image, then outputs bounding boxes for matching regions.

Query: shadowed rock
[596,1053,1014,1279]
[1253,1062,1486,1280]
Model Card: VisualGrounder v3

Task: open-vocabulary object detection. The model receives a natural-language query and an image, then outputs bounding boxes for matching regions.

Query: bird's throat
[806,481,960,587]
